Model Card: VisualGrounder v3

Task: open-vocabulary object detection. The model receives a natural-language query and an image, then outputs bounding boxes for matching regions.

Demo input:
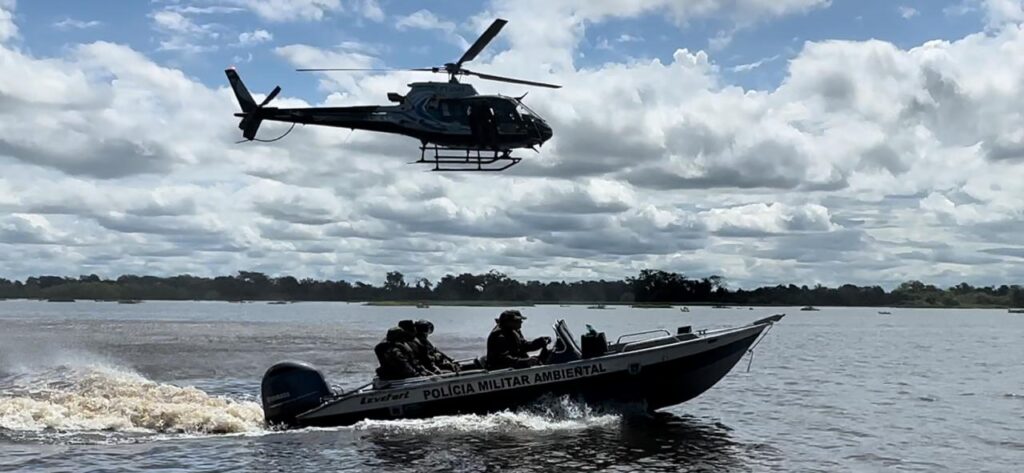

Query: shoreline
[1,298,1020,310]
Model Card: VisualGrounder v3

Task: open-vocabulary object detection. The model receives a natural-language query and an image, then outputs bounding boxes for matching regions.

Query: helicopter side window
[438,99,468,123]
[490,100,520,125]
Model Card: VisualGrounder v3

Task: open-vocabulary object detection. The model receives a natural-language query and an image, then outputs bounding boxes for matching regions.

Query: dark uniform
[414,319,459,373]
[485,310,550,370]
[374,327,431,380]
[399,319,442,374]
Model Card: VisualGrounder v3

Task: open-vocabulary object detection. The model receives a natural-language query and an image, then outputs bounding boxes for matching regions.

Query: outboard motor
[261,361,331,426]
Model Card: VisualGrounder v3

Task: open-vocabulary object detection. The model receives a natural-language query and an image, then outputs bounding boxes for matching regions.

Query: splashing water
[352,395,622,432]
[0,365,265,436]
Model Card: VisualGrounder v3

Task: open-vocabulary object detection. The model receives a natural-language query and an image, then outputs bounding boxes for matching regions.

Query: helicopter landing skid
[416,144,521,172]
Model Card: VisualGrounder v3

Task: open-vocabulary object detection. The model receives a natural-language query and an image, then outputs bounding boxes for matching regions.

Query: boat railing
[615,329,671,344]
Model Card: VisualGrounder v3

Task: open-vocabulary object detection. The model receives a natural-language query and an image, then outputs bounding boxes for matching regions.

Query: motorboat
[799,306,820,311]
[260,314,784,428]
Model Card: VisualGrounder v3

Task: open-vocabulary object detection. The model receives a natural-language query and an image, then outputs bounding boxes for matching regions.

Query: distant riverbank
[3,269,1023,310]
[3,297,1021,310]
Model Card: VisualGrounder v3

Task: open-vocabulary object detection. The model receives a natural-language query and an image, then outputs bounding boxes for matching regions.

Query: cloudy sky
[2,0,1024,288]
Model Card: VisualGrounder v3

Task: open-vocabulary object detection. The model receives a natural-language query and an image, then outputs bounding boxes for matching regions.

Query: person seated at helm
[485,310,551,370]
[374,327,432,380]
[399,319,442,375]
[413,319,460,373]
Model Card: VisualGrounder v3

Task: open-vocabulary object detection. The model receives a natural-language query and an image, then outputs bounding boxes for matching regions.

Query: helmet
[496,309,526,324]
[398,319,415,333]
[414,319,434,334]
[385,327,408,342]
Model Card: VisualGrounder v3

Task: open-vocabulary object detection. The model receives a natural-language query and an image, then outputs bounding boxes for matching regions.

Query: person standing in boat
[375,327,432,380]
[485,310,550,369]
[414,319,460,373]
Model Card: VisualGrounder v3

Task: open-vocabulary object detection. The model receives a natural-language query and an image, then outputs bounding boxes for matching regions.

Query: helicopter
[225,19,559,171]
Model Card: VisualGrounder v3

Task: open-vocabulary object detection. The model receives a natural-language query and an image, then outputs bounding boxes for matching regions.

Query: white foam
[352,395,621,432]
[0,365,265,435]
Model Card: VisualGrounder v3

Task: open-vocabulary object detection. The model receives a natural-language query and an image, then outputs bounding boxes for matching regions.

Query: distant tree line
[1,269,1023,308]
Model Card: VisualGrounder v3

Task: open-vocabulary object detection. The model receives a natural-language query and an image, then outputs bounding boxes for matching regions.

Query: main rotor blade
[296,68,435,72]
[464,69,561,89]
[456,19,507,67]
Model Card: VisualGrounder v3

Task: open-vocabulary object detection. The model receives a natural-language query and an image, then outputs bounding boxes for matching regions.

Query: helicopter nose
[537,122,553,143]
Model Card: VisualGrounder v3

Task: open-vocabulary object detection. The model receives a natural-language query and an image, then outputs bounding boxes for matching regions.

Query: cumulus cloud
[395,9,467,50]
[0,41,240,178]
[231,0,342,22]
[356,0,384,22]
[701,203,838,237]
[977,0,1024,28]
[396,9,455,32]
[0,214,59,245]
[150,10,221,53]
[237,29,272,46]
[2,1,1024,287]
[0,0,16,42]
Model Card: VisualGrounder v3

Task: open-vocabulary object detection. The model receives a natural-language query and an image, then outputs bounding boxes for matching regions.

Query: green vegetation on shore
[2,270,1023,309]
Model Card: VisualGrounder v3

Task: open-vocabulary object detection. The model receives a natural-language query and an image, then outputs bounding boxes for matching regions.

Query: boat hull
[294,324,765,427]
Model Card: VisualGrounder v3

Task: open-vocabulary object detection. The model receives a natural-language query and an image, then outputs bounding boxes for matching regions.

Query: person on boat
[414,319,460,373]
[374,327,432,380]
[399,319,443,374]
[485,310,551,370]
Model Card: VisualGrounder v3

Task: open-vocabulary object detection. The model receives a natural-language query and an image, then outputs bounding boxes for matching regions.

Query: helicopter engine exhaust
[226,68,280,141]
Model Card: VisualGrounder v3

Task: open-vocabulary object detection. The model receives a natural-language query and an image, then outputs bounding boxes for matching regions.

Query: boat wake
[352,395,623,433]
[0,361,627,443]
[0,364,265,441]
[0,363,624,442]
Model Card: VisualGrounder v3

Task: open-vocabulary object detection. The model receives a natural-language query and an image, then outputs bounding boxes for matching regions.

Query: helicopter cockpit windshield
[514,99,545,122]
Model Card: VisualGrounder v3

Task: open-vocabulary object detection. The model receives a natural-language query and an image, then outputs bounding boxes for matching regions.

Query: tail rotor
[225,68,280,141]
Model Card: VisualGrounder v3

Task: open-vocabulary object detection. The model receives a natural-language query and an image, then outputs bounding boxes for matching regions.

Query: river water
[0,301,1020,472]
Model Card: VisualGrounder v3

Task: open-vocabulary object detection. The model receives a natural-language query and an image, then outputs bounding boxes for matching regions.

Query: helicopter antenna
[296,19,561,89]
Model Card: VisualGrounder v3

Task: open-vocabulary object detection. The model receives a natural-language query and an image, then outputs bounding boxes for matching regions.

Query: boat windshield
[547,320,582,364]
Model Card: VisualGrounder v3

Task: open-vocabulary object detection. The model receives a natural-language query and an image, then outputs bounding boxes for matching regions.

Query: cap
[497,309,526,323]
